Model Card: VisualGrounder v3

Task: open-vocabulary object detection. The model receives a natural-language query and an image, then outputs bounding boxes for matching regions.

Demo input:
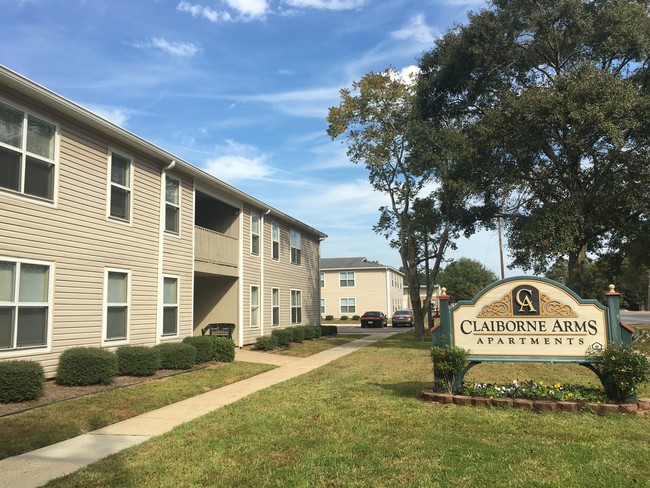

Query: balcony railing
[195,226,238,268]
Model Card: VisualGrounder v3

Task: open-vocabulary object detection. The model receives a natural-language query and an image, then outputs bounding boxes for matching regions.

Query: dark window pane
[0,103,23,148]
[0,146,21,192]
[111,154,130,186]
[24,157,54,200]
[0,307,14,349]
[273,242,279,260]
[272,307,279,326]
[16,307,47,347]
[107,306,127,339]
[251,235,259,255]
[163,307,177,335]
[110,186,130,220]
[165,205,179,233]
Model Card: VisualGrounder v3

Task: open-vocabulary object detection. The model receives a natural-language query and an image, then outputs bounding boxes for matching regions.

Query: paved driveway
[621,311,650,325]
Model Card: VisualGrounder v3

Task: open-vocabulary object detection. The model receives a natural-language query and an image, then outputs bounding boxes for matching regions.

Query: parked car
[360,311,388,328]
[392,310,414,327]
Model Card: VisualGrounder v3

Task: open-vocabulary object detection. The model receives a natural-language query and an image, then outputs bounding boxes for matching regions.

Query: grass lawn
[275,334,367,357]
[47,332,650,488]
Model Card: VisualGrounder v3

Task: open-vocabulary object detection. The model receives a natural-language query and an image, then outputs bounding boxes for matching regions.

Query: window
[0,101,56,201]
[272,222,280,260]
[0,259,51,350]
[290,229,301,265]
[320,272,324,287]
[340,298,356,314]
[291,289,302,324]
[250,286,260,327]
[320,298,325,315]
[272,288,280,326]
[165,176,180,234]
[340,271,355,287]
[105,270,129,341]
[109,151,132,221]
[251,213,260,255]
[163,277,178,335]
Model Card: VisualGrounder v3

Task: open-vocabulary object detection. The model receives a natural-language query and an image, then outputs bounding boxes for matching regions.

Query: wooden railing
[194,226,238,268]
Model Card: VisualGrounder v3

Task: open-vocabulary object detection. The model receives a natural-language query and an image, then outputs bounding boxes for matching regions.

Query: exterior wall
[0,85,195,376]
[321,268,393,318]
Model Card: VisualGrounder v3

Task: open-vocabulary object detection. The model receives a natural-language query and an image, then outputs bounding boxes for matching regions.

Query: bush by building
[116,346,161,376]
[156,343,197,370]
[56,347,118,386]
[0,360,45,403]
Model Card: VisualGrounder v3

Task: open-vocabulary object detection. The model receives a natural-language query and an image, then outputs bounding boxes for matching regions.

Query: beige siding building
[320,257,404,319]
[0,66,326,376]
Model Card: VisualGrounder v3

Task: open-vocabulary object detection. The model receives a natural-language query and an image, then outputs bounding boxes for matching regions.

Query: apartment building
[320,257,404,318]
[0,66,326,376]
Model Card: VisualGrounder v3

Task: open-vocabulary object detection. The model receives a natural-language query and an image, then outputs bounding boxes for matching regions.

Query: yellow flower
[555,383,562,389]
[539,381,544,386]
[567,393,573,398]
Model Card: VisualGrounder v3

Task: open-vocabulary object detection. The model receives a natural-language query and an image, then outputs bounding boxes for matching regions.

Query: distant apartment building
[319,257,404,318]
[0,66,326,376]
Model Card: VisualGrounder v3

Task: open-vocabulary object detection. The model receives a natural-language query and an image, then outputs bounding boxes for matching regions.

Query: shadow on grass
[373,381,433,399]
[370,332,433,351]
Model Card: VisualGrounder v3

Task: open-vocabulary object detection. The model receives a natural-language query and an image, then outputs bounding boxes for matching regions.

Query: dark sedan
[360,311,388,328]
[392,310,414,327]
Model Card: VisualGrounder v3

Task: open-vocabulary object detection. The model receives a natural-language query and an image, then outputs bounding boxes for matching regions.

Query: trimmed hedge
[352,315,360,321]
[211,337,235,362]
[116,346,161,376]
[340,315,349,321]
[289,326,305,343]
[253,336,277,351]
[56,347,118,386]
[303,325,322,340]
[156,343,197,370]
[321,325,338,337]
[0,360,45,403]
[182,336,216,363]
[325,315,334,321]
[271,329,293,347]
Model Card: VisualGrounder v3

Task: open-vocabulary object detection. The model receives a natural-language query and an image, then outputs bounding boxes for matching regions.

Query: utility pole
[497,215,505,280]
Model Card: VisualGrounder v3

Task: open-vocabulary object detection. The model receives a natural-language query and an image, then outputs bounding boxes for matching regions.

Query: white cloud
[176,1,231,22]
[240,86,341,117]
[391,13,436,44]
[225,0,269,19]
[134,37,200,57]
[202,140,275,182]
[83,104,131,126]
[283,0,365,10]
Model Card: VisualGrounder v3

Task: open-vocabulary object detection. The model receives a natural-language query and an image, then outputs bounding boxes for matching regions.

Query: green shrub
[116,346,161,376]
[590,344,650,402]
[210,337,235,362]
[156,343,197,370]
[430,345,469,393]
[56,347,118,386]
[321,325,338,337]
[310,325,322,338]
[340,315,349,321]
[352,315,360,321]
[253,336,277,351]
[0,360,45,403]
[325,315,334,321]
[289,327,305,343]
[271,329,293,347]
[303,325,322,340]
[182,336,216,363]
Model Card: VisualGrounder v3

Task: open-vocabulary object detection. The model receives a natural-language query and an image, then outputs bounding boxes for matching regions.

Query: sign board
[451,278,607,361]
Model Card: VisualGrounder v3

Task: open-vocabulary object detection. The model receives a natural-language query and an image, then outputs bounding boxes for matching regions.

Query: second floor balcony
[194,225,238,269]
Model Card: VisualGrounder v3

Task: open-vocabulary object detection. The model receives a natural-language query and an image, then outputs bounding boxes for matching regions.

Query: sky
[1,0,521,277]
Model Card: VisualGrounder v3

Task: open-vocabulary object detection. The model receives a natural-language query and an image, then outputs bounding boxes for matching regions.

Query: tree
[327,68,483,339]
[416,0,650,296]
[437,258,498,302]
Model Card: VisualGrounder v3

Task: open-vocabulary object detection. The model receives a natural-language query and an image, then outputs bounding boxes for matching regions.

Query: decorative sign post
[432,276,634,392]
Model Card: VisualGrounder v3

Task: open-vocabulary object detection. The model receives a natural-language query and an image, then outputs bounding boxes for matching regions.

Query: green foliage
[437,258,498,302]
[324,315,334,321]
[0,360,44,403]
[430,345,469,393]
[211,337,235,362]
[304,325,322,339]
[288,327,305,343]
[156,343,196,370]
[56,347,118,386]
[253,336,277,351]
[320,325,338,337]
[271,329,293,347]
[340,315,348,320]
[351,315,360,321]
[461,380,605,402]
[590,344,649,402]
[116,346,161,376]
[182,336,216,363]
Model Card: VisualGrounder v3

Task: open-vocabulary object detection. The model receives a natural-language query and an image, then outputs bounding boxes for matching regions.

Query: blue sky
[2,0,519,276]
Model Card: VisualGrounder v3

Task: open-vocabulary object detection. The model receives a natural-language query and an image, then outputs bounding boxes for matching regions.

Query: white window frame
[250,285,260,328]
[320,272,324,288]
[340,297,356,314]
[291,289,302,324]
[320,298,326,315]
[290,229,301,265]
[0,257,53,354]
[339,271,355,287]
[165,175,180,235]
[271,222,280,260]
[251,212,260,256]
[162,275,179,337]
[272,287,280,327]
[0,99,58,203]
[103,268,131,345]
[107,149,133,223]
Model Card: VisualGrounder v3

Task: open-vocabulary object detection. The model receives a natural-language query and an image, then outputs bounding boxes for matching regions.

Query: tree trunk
[568,244,588,297]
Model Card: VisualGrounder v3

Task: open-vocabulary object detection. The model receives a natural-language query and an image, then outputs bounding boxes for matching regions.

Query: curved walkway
[0,329,400,488]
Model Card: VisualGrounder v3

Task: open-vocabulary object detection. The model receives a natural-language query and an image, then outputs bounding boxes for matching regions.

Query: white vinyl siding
[108,151,132,222]
[162,276,179,336]
[0,258,51,350]
[0,100,57,201]
[165,176,180,234]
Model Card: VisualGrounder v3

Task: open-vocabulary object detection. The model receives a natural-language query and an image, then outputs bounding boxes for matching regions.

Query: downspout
[156,160,176,343]
[261,209,271,336]
[238,203,244,347]
[385,269,391,316]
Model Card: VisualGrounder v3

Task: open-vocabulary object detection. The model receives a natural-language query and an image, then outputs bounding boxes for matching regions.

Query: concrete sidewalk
[0,331,399,488]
